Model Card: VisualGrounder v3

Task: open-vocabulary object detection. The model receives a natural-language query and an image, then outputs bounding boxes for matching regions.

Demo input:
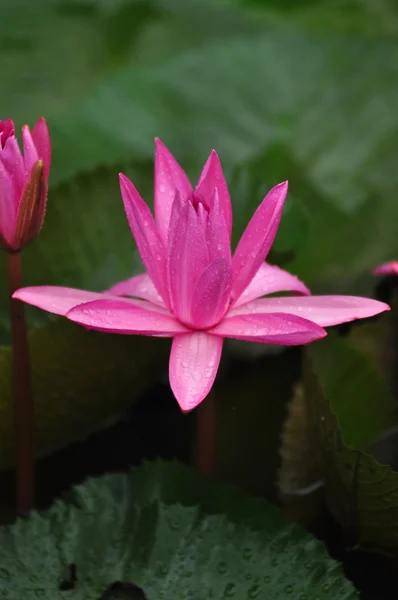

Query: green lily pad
[0,461,358,599]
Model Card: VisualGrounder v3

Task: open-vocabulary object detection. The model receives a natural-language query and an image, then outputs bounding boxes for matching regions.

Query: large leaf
[220,0,398,35]
[0,0,257,131]
[0,461,358,599]
[309,334,397,448]
[298,334,398,556]
[47,27,398,292]
[0,320,168,470]
[278,383,326,531]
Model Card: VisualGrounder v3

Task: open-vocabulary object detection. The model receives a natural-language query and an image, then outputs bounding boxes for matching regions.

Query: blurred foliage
[279,334,398,556]
[0,461,358,599]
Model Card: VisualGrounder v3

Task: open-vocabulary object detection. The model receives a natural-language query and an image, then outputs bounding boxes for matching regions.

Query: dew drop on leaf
[224,582,236,597]
[217,562,227,574]
[247,584,259,598]
[242,548,252,560]
[284,585,293,594]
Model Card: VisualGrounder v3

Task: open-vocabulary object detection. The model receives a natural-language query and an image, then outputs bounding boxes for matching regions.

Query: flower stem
[196,390,217,477]
[6,251,34,515]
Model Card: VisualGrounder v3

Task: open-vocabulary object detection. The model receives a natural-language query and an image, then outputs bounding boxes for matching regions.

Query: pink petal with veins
[229,295,390,327]
[21,125,39,175]
[191,258,232,329]
[67,298,187,336]
[1,137,25,195]
[233,263,310,307]
[231,181,288,302]
[108,273,165,307]
[13,286,110,316]
[210,312,326,345]
[169,332,223,411]
[206,188,231,263]
[168,201,209,324]
[0,161,17,244]
[32,118,51,179]
[119,173,169,306]
[196,150,232,235]
[154,138,192,244]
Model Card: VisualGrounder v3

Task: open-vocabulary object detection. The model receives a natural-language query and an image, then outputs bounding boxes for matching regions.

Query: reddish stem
[6,251,34,515]
[196,390,217,477]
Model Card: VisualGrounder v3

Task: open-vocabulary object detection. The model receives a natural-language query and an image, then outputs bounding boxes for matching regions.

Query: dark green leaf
[278,383,327,531]
[309,334,397,448]
[0,461,358,599]
[301,335,398,555]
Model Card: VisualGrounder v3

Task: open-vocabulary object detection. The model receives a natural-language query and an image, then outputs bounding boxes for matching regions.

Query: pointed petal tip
[119,173,137,196]
[374,300,391,314]
[12,289,24,300]
[176,397,203,413]
[275,180,288,193]
[169,333,223,412]
[34,117,48,130]
[229,295,390,328]
[154,137,168,150]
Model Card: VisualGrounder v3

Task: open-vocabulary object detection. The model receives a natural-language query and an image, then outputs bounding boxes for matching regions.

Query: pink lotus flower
[373,262,398,276]
[0,118,51,252]
[14,140,389,411]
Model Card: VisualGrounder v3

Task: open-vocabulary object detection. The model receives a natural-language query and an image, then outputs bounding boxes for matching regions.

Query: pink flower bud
[0,117,51,252]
